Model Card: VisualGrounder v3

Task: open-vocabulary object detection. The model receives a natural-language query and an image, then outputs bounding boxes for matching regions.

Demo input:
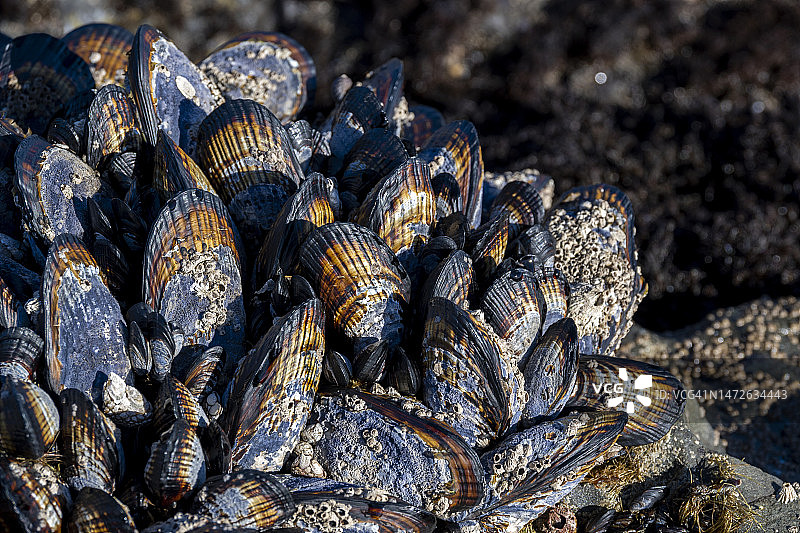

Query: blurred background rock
[3,0,799,332]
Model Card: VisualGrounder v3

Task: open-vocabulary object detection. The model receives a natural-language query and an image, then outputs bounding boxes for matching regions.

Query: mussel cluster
[0,23,685,533]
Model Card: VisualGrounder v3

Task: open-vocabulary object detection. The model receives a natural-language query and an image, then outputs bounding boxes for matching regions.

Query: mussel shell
[431,172,462,220]
[46,117,83,154]
[0,376,59,459]
[419,249,472,313]
[470,211,509,284]
[322,349,352,387]
[534,266,570,335]
[288,492,436,533]
[153,375,210,436]
[511,224,555,268]
[0,453,64,532]
[93,234,130,301]
[388,346,421,396]
[401,104,445,150]
[225,299,325,471]
[339,128,409,202]
[128,320,152,376]
[67,487,137,533]
[192,469,295,529]
[129,24,222,156]
[200,32,315,122]
[309,390,486,518]
[417,120,484,228]
[433,211,469,250]
[329,86,386,163]
[0,326,43,381]
[0,33,94,134]
[362,58,404,127]
[143,189,245,365]
[62,23,134,87]
[43,234,131,395]
[481,267,543,367]
[349,158,435,265]
[547,184,647,355]
[59,388,122,493]
[197,98,302,203]
[521,317,578,423]
[422,297,511,447]
[253,173,333,291]
[144,419,207,507]
[473,411,626,530]
[171,345,223,400]
[285,119,314,173]
[298,222,409,354]
[568,355,685,446]
[154,130,217,202]
[489,180,545,240]
[85,84,142,169]
[15,135,104,242]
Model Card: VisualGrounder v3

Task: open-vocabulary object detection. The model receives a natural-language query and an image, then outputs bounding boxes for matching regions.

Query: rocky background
[3,0,799,529]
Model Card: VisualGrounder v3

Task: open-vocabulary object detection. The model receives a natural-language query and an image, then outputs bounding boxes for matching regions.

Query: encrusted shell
[199,32,315,122]
[143,189,245,365]
[0,453,65,532]
[43,234,130,395]
[225,299,325,471]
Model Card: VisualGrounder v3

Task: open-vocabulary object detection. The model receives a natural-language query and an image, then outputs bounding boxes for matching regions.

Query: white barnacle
[777,482,798,504]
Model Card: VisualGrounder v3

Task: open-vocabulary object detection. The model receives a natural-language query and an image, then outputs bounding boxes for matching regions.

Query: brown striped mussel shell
[85,84,142,170]
[143,188,245,365]
[298,222,409,355]
[0,452,65,532]
[0,326,43,381]
[0,375,59,459]
[62,23,133,88]
[66,487,137,533]
[144,418,206,507]
[199,32,315,123]
[418,120,484,229]
[153,130,217,202]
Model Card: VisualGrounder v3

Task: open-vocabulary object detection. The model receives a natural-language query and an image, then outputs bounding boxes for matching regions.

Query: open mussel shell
[0,375,59,459]
[339,128,409,203]
[422,297,519,448]
[329,86,386,165]
[253,173,333,292]
[129,24,222,157]
[197,98,303,203]
[401,104,445,150]
[62,23,133,88]
[66,487,137,533]
[0,453,65,532]
[298,222,410,355]
[349,158,435,267]
[481,267,543,367]
[288,492,437,533]
[143,188,245,365]
[489,180,545,240]
[192,469,295,529]
[85,84,141,169]
[154,130,217,202]
[43,234,131,395]
[200,31,315,122]
[521,317,578,423]
[59,388,122,493]
[472,411,626,531]
[0,33,94,134]
[567,355,685,446]
[309,390,486,519]
[15,135,104,242]
[418,120,484,228]
[225,299,325,471]
[547,184,647,355]
[0,326,43,381]
[144,419,207,507]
